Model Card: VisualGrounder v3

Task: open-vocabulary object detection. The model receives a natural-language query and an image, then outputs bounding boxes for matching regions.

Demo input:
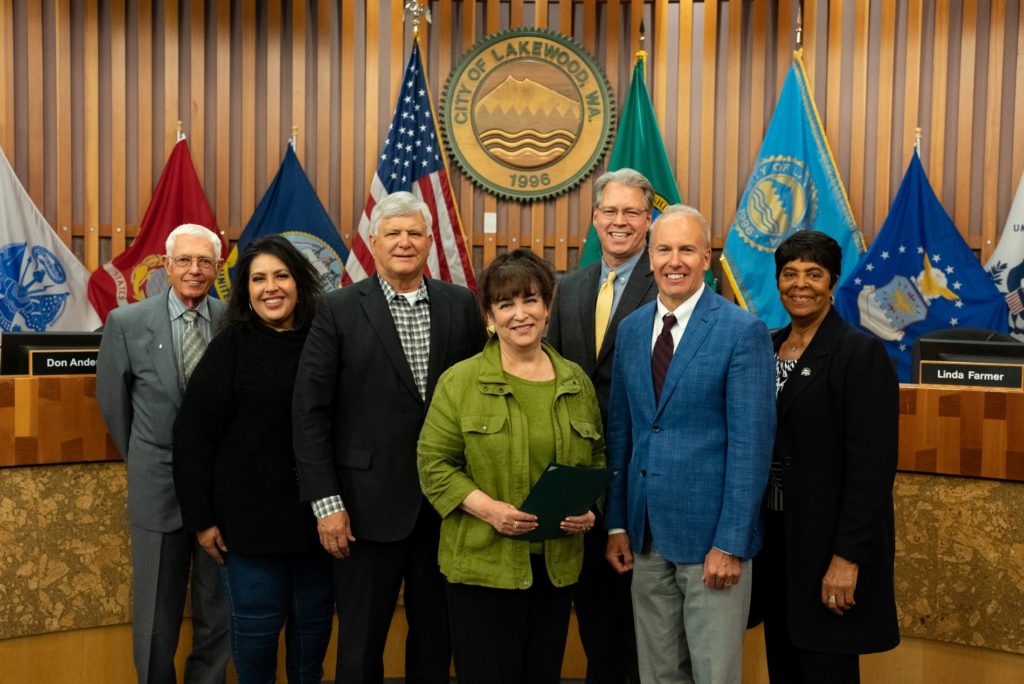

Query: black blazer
[292,276,487,542]
[547,256,656,424]
[764,307,900,654]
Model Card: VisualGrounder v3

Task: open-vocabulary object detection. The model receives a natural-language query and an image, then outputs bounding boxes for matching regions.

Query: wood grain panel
[110,0,127,256]
[980,0,1006,263]
[653,0,668,127]
[241,0,256,223]
[265,0,281,185]
[163,0,179,158]
[776,0,792,99]
[54,0,73,248]
[676,0,693,196]
[606,0,620,95]
[215,0,230,233]
[291,0,306,166]
[84,0,99,270]
[315,0,330,205]
[954,0,978,234]
[928,0,951,196]
[901,0,923,169]
[749,0,767,168]
[189,0,205,185]
[699,0,718,224]
[0,0,10,160]
[825,0,843,147]
[723,0,742,229]
[137,0,153,229]
[1015,0,1024,188]
[802,0,817,88]
[872,0,897,232]
[25,0,42,205]
[847,0,869,226]
[339,0,355,245]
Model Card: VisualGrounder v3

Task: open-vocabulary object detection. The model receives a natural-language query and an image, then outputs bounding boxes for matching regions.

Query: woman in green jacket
[418,249,606,684]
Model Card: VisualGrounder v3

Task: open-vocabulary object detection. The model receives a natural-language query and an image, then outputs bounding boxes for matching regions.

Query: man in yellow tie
[547,168,657,684]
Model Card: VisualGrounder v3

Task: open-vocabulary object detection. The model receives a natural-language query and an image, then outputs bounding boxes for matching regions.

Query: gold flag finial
[290,125,299,149]
[405,1,431,37]
[176,120,185,142]
[914,127,922,156]
[795,3,803,51]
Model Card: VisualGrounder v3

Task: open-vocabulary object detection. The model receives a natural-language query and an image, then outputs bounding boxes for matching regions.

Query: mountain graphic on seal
[475,77,581,168]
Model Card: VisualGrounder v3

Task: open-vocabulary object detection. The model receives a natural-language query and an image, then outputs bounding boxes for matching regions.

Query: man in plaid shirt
[293,191,487,683]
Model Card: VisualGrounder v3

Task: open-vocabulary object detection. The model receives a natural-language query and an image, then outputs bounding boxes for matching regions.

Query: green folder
[516,463,613,541]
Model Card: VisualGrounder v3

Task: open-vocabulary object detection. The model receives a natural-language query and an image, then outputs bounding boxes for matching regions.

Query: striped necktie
[651,313,677,403]
[594,270,616,354]
[181,309,205,385]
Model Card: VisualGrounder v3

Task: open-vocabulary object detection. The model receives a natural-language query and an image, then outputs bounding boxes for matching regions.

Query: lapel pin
[158,343,163,349]
[801,367,811,376]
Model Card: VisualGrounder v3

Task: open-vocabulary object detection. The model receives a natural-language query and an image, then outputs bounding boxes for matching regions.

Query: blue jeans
[220,552,334,684]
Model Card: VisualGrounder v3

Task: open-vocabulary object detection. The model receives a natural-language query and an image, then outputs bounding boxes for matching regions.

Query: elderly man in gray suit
[97,224,231,684]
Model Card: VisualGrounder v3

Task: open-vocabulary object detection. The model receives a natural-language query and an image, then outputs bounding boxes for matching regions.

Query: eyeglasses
[169,255,217,271]
[596,207,647,221]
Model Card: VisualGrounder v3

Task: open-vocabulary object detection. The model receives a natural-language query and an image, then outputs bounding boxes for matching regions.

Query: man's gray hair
[369,191,433,235]
[653,204,712,249]
[165,223,222,256]
[593,168,655,211]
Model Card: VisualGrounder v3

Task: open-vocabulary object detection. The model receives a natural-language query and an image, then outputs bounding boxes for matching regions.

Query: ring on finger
[512,521,519,530]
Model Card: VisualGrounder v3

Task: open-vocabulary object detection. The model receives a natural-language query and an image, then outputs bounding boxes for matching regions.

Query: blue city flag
[834,151,1009,382]
[721,51,864,329]
[214,144,349,299]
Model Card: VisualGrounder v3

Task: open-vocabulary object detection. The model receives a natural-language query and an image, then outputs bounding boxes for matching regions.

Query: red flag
[345,43,475,289]
[88,139,223,321]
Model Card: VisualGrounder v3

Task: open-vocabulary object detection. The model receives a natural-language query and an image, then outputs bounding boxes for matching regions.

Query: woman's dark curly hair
[221,235,323,331]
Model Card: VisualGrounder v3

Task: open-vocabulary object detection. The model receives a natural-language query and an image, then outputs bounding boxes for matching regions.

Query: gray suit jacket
[96,291,226,533]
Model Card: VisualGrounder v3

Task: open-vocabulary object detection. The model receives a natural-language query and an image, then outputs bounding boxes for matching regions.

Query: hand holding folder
[515,463,613,541]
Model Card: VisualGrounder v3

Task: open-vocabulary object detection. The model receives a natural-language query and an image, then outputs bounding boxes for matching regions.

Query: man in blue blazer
[604,206,775,683]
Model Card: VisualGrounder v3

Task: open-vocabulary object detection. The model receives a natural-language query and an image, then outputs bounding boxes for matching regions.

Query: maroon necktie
[651,313,677,403]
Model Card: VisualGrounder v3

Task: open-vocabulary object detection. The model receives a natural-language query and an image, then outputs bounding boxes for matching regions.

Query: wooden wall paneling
[555,0,572,264]
[508,0,525,254]
[390,0,403,128]
[110,0,127,256]
[802,0,817,89]
[902,0,923,169]
[954,0,978,235]
[750,0,767,167]
[722,0,742,229]
[653,0,668,134]
[339,0,355,246]
[360,0,379,243]
[265,0,281,186]
[676,0,693,201]
[929,0,950,198]
[241,0,256,224]
[482,0,499,267]
[630,0,643,74]
[137,0,153,235]
[215,0,230,235]
[698,0,718,225]
[26,0,42,205]
[577,0,597,253]
[84,0,99,270]
[315,0,330,206]
[0,0,10,159]
[847,0,869,226]
[872,0,897,234]
[189,0,205,187]
[980,0,1006,263]
[164,0,179,158]
[1016,0,1024,188]
[606,0,620,96]
[458,0,476,251]
[533,0,550,266]
[825,0,842,150]
[54,0,73,248]
[775,0,792,100]
[291,0,306,166]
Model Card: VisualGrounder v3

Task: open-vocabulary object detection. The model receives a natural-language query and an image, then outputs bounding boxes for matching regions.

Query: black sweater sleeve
[172,329,238,533]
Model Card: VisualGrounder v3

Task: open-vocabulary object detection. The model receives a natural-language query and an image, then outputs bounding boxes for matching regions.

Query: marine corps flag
[345,43,475,289]
[88,138,223,322]
[214,143,349,299]
[985,171,1024,341]
[0,147,101,331]
[721,51,865,329]
[834,151,1008,382]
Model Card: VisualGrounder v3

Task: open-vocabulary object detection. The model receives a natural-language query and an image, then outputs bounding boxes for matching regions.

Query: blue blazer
[605,287,776,563]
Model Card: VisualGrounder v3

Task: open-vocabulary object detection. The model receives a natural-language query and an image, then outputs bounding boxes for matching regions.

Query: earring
[486,323,496,335]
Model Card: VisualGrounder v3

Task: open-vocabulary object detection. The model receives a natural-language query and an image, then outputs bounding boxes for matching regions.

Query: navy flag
[834,151,1009,382]
[214,144,349,299]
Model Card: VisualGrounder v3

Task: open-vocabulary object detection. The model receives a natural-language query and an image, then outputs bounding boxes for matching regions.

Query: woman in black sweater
[173,235,332,683]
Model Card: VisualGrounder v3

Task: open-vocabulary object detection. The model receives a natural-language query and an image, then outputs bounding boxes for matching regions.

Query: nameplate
[918,361,1024,390]
[28,349,100,375]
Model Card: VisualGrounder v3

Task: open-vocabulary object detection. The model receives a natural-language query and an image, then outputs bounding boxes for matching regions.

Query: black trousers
[446,554,573,684]
[572,525,640,684]
[331,501,451,684]
[762,511,860,684]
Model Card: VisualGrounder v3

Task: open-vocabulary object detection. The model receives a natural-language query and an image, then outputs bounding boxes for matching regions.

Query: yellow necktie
[595,270,616,354]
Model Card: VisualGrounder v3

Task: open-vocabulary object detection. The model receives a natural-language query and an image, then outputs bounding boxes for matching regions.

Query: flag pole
[176,120,185,142]
[795,3,803,54]
[290,125,298,149]
[637,19,647,70]
[914,126,922,157]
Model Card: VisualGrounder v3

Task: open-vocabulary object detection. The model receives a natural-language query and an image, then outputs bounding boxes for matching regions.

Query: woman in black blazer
[759,231,900,683]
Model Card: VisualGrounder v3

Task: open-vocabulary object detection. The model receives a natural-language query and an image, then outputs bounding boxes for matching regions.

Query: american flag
[344,43,475,289]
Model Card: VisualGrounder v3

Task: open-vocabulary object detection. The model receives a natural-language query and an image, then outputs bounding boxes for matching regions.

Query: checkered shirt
[311,276,431,520]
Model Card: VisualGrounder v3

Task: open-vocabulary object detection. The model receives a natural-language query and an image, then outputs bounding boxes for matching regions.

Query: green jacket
[417,337,606,590]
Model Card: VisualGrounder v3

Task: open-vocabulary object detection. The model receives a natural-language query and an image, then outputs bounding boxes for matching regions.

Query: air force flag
[721,51,864,329]
[835,152,1009,382]
[985,171,1024,341]
[0,147,100,332]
